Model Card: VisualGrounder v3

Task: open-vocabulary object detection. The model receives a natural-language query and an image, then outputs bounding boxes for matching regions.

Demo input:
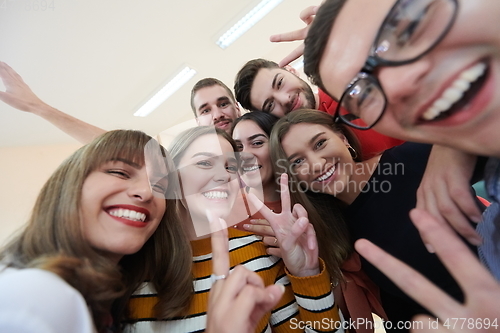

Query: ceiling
[0,0,321,147]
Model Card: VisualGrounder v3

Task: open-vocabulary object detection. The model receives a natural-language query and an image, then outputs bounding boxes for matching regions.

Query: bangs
[84,130,171,175]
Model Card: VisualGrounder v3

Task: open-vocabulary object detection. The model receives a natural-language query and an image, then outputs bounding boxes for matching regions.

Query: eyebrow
[248,133,267,141]
[287,132,325,161]
[197,96,232,113]
[112,158,142,169]
[192,152,217,158]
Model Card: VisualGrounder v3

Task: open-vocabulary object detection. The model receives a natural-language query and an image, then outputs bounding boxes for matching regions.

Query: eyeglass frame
[334,0,459,130]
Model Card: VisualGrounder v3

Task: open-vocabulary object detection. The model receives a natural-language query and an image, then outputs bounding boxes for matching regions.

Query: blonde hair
[0,130,193,332]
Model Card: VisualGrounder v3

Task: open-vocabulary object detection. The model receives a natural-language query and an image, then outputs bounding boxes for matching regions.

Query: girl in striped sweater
[125,126,344,333]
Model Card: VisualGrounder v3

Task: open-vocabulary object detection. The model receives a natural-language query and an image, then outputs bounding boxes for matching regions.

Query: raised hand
[355,209,500,333]
[416,145,483,248]
[0,61,50,113]
[206,218,284,333]
[248,173,320,277]
[269,5,319,67]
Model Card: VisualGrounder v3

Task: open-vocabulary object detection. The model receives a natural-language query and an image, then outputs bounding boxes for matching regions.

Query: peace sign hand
[248,173,320,277]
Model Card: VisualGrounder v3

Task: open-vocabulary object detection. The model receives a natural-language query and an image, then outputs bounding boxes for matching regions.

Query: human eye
[315,139,327,150]
[277,77,283,89]
[196,160,213,168]
[395,4,431,47]
[151,181,168,194]
[252,140,264,147]
[200,108,210,115]
[264,100,275,113]
[290,158,304,168]
[235,143,244,152]
[220,101,229,108]
[105,168,130,178]
[226,164,238,173]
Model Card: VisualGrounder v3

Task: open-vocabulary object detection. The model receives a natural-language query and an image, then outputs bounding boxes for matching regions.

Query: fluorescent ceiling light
[216,0,283,49]
[134,66,197,117]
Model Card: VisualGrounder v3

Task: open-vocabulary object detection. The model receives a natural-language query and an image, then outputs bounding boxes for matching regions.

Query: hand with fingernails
[206,217,285,333]
[247,173,320,277]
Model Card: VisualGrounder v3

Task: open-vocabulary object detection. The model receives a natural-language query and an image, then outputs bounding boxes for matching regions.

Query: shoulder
[380,142,433,175]
[0,266,96,333]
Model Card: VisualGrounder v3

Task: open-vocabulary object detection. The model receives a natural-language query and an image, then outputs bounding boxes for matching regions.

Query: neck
[336,155,382,205]
[261,179,280,202]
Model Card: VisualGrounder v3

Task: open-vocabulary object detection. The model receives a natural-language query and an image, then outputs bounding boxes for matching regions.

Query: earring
[347,144,358,159]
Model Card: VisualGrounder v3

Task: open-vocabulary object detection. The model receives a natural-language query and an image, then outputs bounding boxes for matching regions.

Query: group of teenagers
[1,0,500,332]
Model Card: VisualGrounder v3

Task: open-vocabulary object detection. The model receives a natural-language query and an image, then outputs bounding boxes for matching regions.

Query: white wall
[0,144,81,245]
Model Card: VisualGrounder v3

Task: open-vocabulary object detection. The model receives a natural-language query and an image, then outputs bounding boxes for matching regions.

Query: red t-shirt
[318,89,405,159]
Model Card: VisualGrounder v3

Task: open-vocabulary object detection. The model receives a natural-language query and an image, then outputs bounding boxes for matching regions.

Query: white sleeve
[0,267,96,333]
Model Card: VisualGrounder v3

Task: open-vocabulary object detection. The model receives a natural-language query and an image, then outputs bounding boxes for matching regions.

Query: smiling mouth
[420,60,489,122]
[315,164,336,182]
[202,190,229,199]
[108,208,147,222]
[242,165,261,173]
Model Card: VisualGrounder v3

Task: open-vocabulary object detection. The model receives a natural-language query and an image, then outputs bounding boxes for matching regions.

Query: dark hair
[231,111,281,137]
[0,130,193,331]
[190,78,237,117]
[304,0,349,93]
[234,59,280,112]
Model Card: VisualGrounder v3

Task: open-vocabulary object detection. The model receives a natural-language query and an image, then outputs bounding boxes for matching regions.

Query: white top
[0,265,96,333]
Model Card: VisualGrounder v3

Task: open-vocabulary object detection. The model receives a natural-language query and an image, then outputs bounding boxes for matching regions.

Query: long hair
[269,110,360,282]
[0,130,193,332]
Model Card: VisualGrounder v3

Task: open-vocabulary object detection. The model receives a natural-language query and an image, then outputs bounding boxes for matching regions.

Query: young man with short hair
[234,58,404,159]
[190,77,241,133]
[301,0,500,331]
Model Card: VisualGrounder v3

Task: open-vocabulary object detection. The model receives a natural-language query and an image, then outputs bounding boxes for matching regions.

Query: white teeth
[243,165,260,172]
[203,191,228,199]
[422,62,487,121]
[109,208,146,222]
[316,165,336,182]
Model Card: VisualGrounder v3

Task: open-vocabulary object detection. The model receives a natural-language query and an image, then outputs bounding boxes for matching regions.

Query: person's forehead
[318,0,395,99]
[193,85,233,108]
[233,120,264,140]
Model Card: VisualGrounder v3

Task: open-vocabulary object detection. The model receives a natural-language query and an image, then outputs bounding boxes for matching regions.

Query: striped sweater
[126,228,343,333]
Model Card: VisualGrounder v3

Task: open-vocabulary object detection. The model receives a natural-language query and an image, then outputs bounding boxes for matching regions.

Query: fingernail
[425,243,435,253]
[277,283,285,293]
[243,224,252,230]
[255,235,263,241]
[250,219,259,224]
[472,215,483,223]
[298,217,307,228]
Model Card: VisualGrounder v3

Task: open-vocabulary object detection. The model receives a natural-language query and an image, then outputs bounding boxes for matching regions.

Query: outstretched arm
[0,62,106,144]
[355,209,500,333]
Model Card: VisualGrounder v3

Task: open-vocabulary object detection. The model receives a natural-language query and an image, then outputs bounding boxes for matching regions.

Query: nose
[212,107,224,121]
[309,153,326,175]
[213,163,231,183]
[128,173,154,202]
[377,58,431,106]
[275,91,291,108]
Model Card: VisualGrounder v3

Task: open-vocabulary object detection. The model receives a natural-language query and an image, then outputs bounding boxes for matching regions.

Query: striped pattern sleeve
[270,258,344,333]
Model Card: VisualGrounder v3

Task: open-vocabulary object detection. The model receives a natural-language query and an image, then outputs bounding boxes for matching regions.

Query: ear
[283,65,299,77]
[235,104,242,118]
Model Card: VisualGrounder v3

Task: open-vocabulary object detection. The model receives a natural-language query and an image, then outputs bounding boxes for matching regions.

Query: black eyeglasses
[335,0,459,130]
